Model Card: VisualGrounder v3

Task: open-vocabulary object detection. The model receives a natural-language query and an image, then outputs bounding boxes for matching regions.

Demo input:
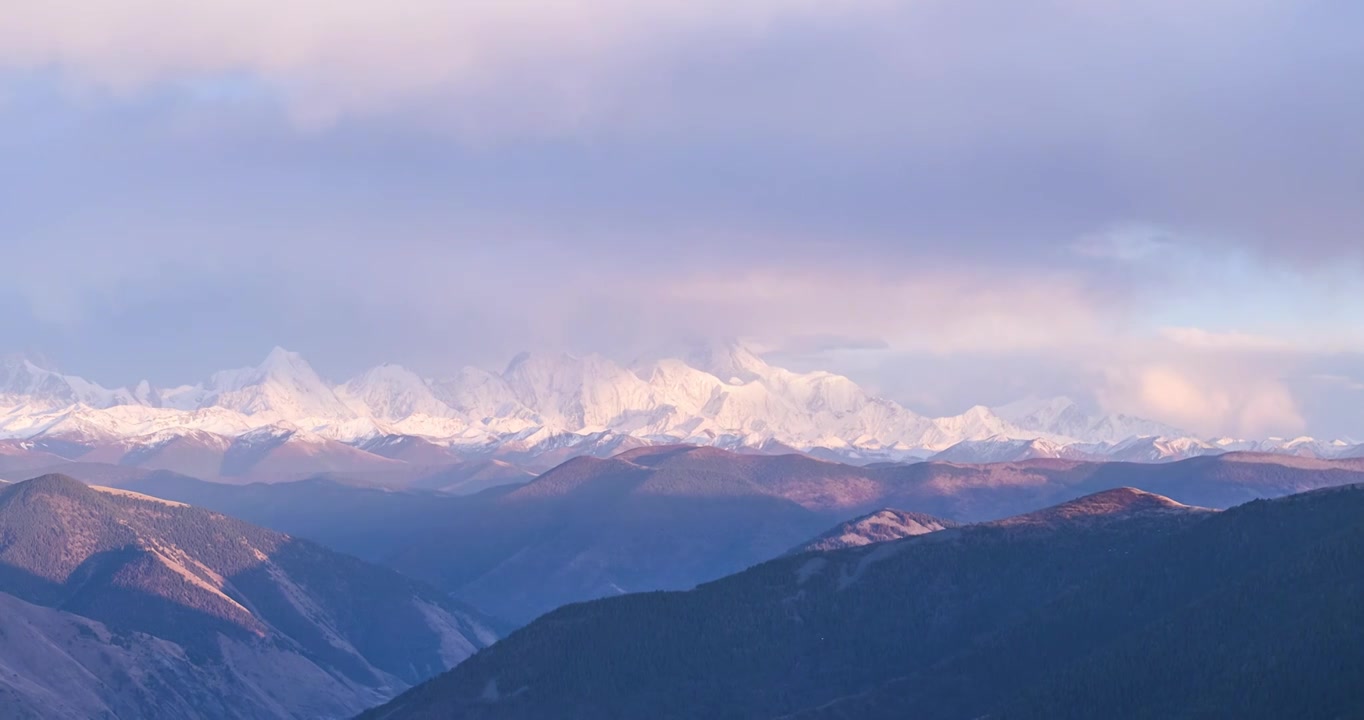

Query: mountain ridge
[788,508,959,554]
[357,484,1364,720]
[118,446,1364,625]
[1,346,1358,474]
[0,472,500,719]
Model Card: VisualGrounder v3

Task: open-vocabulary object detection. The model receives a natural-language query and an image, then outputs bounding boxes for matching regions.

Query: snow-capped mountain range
[0,345,1358,470]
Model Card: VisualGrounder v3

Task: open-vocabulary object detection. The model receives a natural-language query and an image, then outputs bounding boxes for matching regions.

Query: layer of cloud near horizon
[1,0,1361,438]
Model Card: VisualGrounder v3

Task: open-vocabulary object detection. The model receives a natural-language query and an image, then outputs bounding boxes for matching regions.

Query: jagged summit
[338,362,451,421]
[214,347,326,391]
[994,395,1189,444]
[190,348,355,421]
[931,435,1077,463]
[0,356,136,410]
[261,345,303,368]
[683,339,770,384]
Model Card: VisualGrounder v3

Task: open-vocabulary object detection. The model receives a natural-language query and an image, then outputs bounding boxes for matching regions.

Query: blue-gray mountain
[0,475,500,720]
[359,484,1364,719]
[121,447,1364,624]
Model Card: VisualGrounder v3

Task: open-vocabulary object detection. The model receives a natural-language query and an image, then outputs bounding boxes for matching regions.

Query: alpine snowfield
[1,344,1358,471]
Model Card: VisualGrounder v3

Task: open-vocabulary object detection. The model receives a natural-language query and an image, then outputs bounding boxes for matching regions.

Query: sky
[1,0,1362,439]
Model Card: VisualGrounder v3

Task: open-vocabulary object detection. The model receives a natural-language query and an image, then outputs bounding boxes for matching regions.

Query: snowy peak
[337,364,452,421]
[198,348,355,422]
[208,347,324,393]
[501,351,653,430]
[0,356,135,410]
[941,405,1006,430]
[0,347,1345,467]
[930,435,1078,463]
[1085,413,1190,444]
[258,345,308,375]
[1107,435,1219,462]
[993,396,1190,444]
[995,396,1085,432]
[910,406,1023,450]
[1212,436,1360,459]
[683,339,771,384]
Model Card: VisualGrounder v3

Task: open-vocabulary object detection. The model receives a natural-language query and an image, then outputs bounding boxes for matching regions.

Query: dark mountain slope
[0,475,499,719]
[362,485,1364,719]
[406,459,536,494]
[864,452,1364,521]
[995,485,1364,720]
[124,448,1364,626]
[793,484,1364,719]
[384,448,848,622]
[387,447,1364,625]
[0,586,424,720]
[359,488,1214,719]
[120,471,471,562]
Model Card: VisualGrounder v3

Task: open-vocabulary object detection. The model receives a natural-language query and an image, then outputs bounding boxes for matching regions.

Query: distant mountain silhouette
[359,484,1364,719]
[121,446,1364,625]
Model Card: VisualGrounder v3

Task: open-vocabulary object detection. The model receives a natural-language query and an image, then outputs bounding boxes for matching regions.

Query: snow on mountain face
[993,396,1082,429]
[1105,435,1222,462]
[0,344,1349,465]
[1211,436,1360,459]
[930,436,1081,463]
[994,396,1190,444]
[683,341,770,384]
[428,367,532,424]
[195,347,357,421]
[337,364,455,421]
[0,357,136,410]
[502,352,657,431]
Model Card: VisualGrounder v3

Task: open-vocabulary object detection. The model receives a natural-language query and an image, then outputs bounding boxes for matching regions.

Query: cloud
[1158,328,1296,353]
[1072,225,1179,263]
[0,0,846,130]
[1308,374,1364,393]
[1,0,1362,439]
[6,0,1363,264]
[651,265,1114,355]
[1099,364,1306,439]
